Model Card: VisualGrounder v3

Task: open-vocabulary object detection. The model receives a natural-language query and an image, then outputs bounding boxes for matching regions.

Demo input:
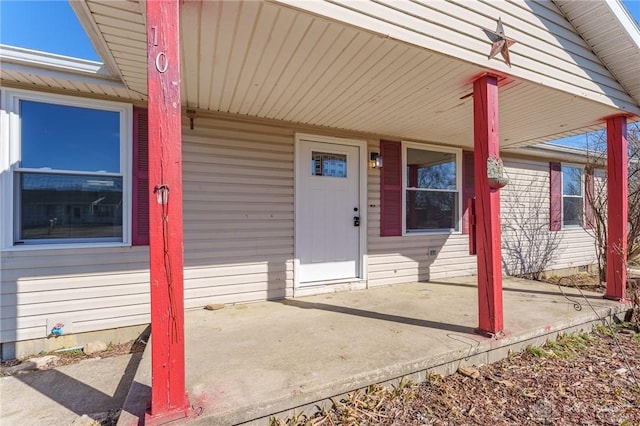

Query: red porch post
[605,115,628,300]
[146,0,190,423]
[473,74,504,336]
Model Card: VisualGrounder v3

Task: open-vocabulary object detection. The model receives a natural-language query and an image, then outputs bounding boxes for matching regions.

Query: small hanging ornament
[487,155,509,189]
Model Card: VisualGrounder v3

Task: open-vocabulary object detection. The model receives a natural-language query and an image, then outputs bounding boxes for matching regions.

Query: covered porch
[118,276,628,425]
[55,0,639,422]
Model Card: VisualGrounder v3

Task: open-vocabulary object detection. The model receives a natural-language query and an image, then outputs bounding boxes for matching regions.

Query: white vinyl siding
[0,115,296,344]
[181,116,295,307]
[274,0,636,113]
[0,246,149,342]
[2,114,601,345]
[367,148,598,287]
[501,158,597,272]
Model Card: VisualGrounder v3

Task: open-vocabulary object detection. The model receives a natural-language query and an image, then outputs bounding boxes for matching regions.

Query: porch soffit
[80,0,148,100]
[79,0,636,149]
[554,0,640,110]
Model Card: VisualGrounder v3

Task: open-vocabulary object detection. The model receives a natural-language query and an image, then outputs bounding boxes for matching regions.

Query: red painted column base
[603,294,627,302]
[474,327,505,339]
[145,399,190,426]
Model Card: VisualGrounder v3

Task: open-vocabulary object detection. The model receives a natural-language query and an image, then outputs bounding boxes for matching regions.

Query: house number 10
[151,26,168,73]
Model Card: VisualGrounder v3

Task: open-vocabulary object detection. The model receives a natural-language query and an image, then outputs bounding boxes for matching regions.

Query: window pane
[406,190,459,231]
[563,196,583,227]
[20,100,120,172]
[19,173,123,240]
[406,148,456,190]
[311,151,347,178]
[562,166,582,196]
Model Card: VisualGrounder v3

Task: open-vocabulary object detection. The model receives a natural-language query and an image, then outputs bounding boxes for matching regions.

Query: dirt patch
[543,272,640,331]
[0,337,147,375]
[272,326,640,425]
[543,272,604,292]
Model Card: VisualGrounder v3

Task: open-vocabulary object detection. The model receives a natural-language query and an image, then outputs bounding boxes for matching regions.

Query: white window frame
[402,142,462,235]
[0,88,133,250]
[561,163,585,229]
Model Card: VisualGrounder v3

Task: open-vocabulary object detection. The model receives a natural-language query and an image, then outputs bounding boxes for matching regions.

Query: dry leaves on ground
[0,338,146,375]
[273,325,640,426]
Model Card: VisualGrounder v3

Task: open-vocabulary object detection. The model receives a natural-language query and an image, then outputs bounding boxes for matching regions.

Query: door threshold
[294,279,367,298]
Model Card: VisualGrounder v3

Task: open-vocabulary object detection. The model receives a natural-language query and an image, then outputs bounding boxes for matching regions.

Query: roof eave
[606,0,640,47]
[0,44,113,77]
[68,0,126,83]
[0,44,130,91]
[504,144,593,164]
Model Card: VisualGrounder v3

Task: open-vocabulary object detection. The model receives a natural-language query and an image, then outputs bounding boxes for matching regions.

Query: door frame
[293,133,368,293]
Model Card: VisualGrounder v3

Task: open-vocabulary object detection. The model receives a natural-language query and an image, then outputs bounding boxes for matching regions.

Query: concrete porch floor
[119,276,628,425]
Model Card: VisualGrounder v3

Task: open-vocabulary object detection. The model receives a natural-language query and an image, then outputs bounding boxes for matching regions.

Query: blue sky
[1,0,639,148]
[1,0,639,63]
[0,0,100,61]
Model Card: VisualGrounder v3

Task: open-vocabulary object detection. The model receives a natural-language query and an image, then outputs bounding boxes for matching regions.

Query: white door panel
[297,140,360,284]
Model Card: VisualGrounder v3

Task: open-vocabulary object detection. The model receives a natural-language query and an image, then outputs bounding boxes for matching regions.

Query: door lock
[353,216,360,227]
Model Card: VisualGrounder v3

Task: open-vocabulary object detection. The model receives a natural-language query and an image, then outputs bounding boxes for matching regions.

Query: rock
[458,366,480,379]
[88,410,120,424]
[28,355,59,369]
[614,368,628,376]
[6,362,37,375]
[6,355,59,374]
[83,341,108,355]
[488,375,514,387]
[70,414,100,426]
[204,304,225,311]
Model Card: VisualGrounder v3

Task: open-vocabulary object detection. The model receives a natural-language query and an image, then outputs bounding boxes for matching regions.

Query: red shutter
[132,107,149,246]
[380,140,402,236]
[585,167,595,230]
[468,198,477,255]
[462,150,475,235]
[550,162,562,231]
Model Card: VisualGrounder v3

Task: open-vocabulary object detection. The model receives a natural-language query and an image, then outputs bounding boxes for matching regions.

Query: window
[1,89,132,247]
[405,145,460,233]
[311,151,347,178]
[562,165,583,227]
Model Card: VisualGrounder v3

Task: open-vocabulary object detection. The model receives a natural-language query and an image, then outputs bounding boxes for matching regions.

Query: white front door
[296,137,361,285]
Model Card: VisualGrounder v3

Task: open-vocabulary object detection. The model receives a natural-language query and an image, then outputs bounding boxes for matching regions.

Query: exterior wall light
[370,152,383,169]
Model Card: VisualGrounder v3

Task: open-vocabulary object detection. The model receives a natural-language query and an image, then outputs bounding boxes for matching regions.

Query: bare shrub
[501,177,562,280]
[585,122,640,282]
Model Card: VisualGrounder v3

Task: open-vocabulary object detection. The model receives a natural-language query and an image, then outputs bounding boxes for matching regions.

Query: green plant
[525,345,547,358]
[544,333,592,358]
[427,373,442,386]
[594,323,614,336]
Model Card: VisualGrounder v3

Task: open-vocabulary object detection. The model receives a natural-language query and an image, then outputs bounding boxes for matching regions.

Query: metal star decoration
[482,17,516,67]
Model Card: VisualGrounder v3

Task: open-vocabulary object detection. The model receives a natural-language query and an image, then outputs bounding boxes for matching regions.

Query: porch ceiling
[555,0,640,109]
[83,0,629,148]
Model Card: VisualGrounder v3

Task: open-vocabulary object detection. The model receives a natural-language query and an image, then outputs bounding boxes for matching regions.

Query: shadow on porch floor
[118,276,628,425]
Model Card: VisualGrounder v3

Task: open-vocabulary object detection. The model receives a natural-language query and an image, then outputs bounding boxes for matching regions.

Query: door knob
[353,216,360,227]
